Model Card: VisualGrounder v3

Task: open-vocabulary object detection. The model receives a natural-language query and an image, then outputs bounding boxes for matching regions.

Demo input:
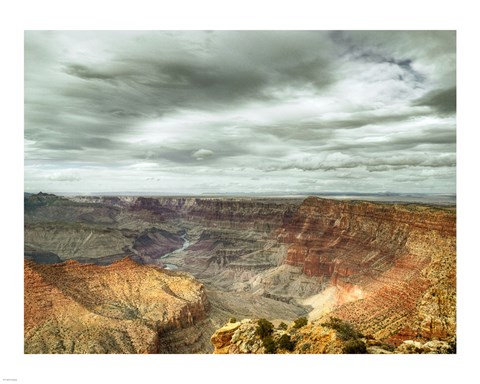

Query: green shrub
[263,336,277,354]
[321,317,363,340]
[293,317,308,329]
[278,322,288,330]
[300,343,311,353]
[277,334,295,351]
[342,339,367,354]
[380,343,396,352]
[256,318,274,339]
[447,339,456,354]
[229,317,237,323]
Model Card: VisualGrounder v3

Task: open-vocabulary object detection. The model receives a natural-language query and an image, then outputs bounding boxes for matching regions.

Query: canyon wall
[24,194,300,288]
[277,197,456,344]
[24,193,456,352]
[211,197,456,353]
[24,258,209,353]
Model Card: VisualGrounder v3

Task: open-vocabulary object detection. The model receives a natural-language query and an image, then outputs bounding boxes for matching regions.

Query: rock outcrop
[211,317,455,354]
[210,318,345,354]
[24,258,209,353]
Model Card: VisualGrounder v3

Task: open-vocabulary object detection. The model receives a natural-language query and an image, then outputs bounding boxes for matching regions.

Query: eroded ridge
[24,258,209,353]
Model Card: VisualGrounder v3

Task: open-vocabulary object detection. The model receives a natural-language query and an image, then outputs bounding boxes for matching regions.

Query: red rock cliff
[131,197,298,230]
[24,258,209,353]
[279,197,456,343]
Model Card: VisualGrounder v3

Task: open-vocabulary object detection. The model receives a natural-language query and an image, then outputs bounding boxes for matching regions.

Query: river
[160,233,189,270]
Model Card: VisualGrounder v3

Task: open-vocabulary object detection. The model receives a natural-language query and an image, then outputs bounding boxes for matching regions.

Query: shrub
[229,317,237,323]
[278,322,288,330]
[301,343,311,353]
[343,339,367,354]
[293,317,308,329]
[256,318,274,339]
[321,317,363,340]
[380,343,396,352]
[263,336,277,354]
[447,339,456,354]
[277,334,295,351]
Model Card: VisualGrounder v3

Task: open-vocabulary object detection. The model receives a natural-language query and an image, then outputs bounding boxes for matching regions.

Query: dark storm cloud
[63,59,270,104]
[29,32,338,158]
[412,87,456,115]
[391,126,456,146]
[52,31,338,122]
[24,31,456,194]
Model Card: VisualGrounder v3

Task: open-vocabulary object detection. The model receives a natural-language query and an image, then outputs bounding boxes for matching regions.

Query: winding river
[160,233,189,270]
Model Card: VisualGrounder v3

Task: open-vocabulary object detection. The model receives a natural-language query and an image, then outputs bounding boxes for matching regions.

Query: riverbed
[160,233,189,270]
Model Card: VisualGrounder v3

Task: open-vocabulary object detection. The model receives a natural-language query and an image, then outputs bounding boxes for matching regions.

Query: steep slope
[24,258,209,353]
[214,197,456,352]
[278,197,456,343]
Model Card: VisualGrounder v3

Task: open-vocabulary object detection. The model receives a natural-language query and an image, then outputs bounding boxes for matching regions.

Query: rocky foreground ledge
[211,318,455,354]
[24,258,209,353]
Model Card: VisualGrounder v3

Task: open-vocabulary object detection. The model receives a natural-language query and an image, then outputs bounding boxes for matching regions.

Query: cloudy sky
[24,31,456,195]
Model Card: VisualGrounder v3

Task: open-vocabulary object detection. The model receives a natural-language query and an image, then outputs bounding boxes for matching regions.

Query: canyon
[24,192,456,353]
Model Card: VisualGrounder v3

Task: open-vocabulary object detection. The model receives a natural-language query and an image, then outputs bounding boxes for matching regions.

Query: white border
[2,1,476,383]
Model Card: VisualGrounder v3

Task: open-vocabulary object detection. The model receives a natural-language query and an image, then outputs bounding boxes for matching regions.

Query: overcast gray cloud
[24,31,456,195]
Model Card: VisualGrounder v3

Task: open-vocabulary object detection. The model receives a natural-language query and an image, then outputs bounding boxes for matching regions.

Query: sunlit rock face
[24,258,209,354]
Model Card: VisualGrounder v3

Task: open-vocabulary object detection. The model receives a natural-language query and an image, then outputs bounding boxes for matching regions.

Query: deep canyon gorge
[24,192,456,354]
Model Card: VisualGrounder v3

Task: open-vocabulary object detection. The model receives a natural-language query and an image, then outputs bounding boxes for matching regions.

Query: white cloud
[47,173,81,182]
[192,149,214,160]
[24,31,456,195]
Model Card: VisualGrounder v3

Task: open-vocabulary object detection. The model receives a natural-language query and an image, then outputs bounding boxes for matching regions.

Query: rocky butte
[24,193,456,353]
[24,258,209,353]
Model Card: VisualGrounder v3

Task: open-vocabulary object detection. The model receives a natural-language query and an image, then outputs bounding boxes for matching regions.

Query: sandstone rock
[279,197,456,344]
[210,322,242,354]
[397,339,453,354]
[24,258,209,353]
[366,346,394,354]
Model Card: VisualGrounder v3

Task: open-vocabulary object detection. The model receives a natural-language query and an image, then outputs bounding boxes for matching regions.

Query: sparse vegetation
[277,334,295,351]
[256,318,274,339]
[342,339,367,354]
[278,322,288,330]
[293,316,308,329]
[321,317,363,340]
[322,317,367,354]
[380,343,396,352]
[447,339,456,354]
[263,336,277,354]
[301,343,311,352]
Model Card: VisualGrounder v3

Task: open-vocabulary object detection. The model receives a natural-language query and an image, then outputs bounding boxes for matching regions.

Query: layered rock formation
[214,197,456,352]
[277,197,456,344]
[24,194,310,353]
[24,258,209,353]
[24,193,456,353]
